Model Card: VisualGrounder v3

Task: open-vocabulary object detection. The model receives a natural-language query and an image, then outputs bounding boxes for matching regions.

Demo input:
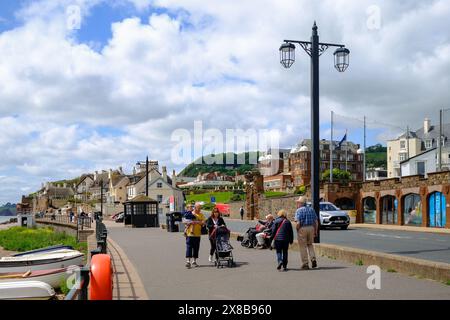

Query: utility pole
[146,156,149,197]
[438,109,443,171]
[363,116,366,182]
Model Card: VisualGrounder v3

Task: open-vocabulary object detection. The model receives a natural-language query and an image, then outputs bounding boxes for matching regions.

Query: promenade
[105,221,450,300]
[222,219,450,264]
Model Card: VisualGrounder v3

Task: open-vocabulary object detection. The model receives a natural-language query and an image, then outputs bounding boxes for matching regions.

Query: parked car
[319,202,350,230]
[114,212,125,223]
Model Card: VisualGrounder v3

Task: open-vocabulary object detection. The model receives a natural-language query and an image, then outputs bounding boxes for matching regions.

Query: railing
[38,214,92,229]
[65,217,109,301]
[92,217,108,256]
[65,266,90,300]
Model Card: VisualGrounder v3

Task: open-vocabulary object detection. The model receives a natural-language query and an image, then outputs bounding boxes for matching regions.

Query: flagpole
[330,111,333,183]
[345,129,348,173]
[363,116,366,182]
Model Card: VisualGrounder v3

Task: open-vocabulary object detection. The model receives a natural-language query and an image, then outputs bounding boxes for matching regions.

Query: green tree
[322,168,351,183]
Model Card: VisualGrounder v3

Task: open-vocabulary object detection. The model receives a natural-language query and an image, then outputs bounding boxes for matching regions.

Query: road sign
[210,196,216,203]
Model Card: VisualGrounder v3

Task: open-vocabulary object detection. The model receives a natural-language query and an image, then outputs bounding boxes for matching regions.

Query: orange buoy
[90,254,113,300]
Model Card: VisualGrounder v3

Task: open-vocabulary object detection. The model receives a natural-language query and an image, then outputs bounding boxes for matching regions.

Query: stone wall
[36,220,93,242]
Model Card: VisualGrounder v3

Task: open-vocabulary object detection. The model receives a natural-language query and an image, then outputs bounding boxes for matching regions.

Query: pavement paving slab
[107,224,450,300]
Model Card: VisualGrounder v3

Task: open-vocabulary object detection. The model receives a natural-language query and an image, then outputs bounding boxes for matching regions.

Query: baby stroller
[214,226,235,268]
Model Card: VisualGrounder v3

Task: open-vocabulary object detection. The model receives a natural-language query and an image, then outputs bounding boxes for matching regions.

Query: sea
[0,216,16,224]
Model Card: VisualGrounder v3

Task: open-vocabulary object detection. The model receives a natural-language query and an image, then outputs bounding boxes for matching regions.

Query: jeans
[186,236,201,259]
[274,240,290,268]
[209,239,216,256]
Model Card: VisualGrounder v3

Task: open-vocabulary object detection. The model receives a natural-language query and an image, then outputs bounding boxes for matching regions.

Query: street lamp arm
[284,40,345,57]
[283,40,345,48]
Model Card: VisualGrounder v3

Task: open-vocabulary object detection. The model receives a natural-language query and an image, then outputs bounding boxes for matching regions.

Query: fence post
[79,267,90,300]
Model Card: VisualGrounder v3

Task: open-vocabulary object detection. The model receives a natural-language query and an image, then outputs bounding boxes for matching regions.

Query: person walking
[295,196,319,270]
[270,210,294,271]
[239,206,245,220]
[182,203,206,268]
[205,207,226,263]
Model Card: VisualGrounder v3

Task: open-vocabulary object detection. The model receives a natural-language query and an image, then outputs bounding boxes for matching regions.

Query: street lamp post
[280,22,349,243]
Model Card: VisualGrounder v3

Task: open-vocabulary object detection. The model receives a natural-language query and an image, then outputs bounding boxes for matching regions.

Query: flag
[338,132,347,149]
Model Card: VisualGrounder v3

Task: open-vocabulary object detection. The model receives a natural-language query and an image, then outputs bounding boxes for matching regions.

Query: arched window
[381,195,398,225]
[428,192,447,228]
[403,194,422,226]
[363,197,376,224]
[335,198,355,210]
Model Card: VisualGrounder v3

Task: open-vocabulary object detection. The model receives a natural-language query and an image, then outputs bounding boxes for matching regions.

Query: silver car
[319,202,350,230]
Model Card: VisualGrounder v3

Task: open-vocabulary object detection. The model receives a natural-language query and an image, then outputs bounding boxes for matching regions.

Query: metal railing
[65,266,90,300]
[65,217,109,300]
[38,214,92,229]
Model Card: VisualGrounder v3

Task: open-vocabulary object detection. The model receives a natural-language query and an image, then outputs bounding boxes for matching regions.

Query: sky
[0,0,449,204]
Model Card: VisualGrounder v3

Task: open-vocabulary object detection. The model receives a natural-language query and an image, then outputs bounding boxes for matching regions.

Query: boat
[0,250,83,273]
[0,268,69,289]
[12,245,74,257]
[0,281,55,300]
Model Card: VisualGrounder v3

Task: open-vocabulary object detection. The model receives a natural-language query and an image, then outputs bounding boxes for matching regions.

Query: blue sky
[0,0,449,204]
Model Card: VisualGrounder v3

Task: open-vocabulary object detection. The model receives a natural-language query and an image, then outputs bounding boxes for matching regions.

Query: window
[157,195,163,203]
[399,153,407,161]
[416,161,425,175]
[400,140,406,149]
[425,140,432,149]
[157,182,163,188]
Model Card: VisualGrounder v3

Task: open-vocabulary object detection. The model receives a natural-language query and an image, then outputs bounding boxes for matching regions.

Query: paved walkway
[107,222,450,300]
[222,219,450,264]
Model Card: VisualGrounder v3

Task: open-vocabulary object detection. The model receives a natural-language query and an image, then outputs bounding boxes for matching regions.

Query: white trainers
[208,255,214,262]
[191,261,199,267]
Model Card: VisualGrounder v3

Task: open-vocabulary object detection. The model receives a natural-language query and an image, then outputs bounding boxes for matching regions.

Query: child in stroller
[214,225,235,268]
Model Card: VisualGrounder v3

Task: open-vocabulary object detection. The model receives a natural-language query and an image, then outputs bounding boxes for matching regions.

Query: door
[381,196,398,224]
[429,192,447,228]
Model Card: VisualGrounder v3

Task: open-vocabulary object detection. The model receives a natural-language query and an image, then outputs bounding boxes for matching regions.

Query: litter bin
[166,213,178,232]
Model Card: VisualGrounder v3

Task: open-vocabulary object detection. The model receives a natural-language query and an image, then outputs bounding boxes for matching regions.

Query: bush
[0,226,86,253]
[230,194,243,202]
[295,185,306,195]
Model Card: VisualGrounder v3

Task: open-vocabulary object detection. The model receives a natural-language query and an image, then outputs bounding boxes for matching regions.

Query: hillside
[0,203,17,216]
[366,144,387,169]
[179,152,260,177]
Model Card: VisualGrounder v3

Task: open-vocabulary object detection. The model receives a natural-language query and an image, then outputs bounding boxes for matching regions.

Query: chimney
[63,183,67,188]
[133,167,136,175]
[424,118,431,134]
[108,169,113,180]
[162,166,168,182]
[119,166,123,174]
[172,170,177,188]
[94,171,98,181]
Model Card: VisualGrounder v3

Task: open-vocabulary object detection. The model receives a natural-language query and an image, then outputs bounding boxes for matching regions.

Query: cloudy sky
[0,0,449,204]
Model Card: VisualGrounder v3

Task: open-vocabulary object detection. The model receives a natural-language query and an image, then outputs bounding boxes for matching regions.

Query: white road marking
[366,233,412,239]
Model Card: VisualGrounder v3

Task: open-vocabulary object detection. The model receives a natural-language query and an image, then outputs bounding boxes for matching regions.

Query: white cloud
[0,0,449,203]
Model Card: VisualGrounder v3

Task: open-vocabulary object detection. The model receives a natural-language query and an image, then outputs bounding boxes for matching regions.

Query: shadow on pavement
[287,266,348,271]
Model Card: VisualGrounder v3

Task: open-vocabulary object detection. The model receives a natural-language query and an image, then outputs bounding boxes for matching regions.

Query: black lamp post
[280,22,349,243]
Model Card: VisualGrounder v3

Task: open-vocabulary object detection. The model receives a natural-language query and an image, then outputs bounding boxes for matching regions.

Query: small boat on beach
[0,250,83,273]
[0,268,69,289]
[0,281,55,300]
[12,245,74,257]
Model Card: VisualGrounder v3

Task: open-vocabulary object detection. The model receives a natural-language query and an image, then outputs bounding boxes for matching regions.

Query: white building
[400,147,449,177]
[387,118,450,178]
[366,167,388,181]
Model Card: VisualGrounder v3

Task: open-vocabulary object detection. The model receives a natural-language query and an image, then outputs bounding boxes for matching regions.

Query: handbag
[271,219,286,249]
[201,225,208,235]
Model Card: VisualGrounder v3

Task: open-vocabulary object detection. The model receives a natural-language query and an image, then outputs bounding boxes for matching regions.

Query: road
[223,219,450,264]
[107,224,450,300]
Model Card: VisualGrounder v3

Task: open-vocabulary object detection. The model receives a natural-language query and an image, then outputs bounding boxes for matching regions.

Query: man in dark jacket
[270,210,294,271]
